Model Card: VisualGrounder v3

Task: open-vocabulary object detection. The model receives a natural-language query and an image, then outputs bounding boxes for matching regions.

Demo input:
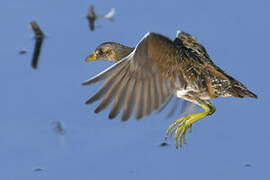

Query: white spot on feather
[176,89,189,98]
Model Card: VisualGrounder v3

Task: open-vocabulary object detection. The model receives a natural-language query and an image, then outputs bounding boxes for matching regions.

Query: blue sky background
[2,0,269,179]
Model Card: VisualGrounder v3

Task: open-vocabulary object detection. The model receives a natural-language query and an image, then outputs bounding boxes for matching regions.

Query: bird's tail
[231,81,257,98]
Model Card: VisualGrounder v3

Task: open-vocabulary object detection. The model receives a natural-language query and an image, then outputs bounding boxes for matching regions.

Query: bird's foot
[165,104,212,148]
[165,114,193,148]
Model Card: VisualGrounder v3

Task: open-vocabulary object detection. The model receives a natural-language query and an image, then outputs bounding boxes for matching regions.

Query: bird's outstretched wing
[82,33,186,121]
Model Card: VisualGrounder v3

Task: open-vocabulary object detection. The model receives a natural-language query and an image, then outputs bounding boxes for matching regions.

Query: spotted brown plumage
[83,31,257,148]
[175,31,257,99]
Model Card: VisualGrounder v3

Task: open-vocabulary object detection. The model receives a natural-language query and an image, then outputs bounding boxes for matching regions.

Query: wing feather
[121,78,137,121]
[94,66,129,113]
[82,58,129,85]
[85,71,119,104]
[108,73,131,119]
[135,81,144,119]
[149,77,158,110]
[143,79,151,116]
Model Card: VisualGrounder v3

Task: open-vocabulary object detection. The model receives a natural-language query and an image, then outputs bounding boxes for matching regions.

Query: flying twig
[29,21,44,69]
[87,5,96,31]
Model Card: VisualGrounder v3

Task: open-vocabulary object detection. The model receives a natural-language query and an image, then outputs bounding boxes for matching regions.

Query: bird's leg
[165,101,216,148]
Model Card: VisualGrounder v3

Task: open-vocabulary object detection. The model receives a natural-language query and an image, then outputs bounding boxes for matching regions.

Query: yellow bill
[85,52,97,62]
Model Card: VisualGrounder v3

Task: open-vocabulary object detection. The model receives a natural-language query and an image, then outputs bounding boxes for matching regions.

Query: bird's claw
[165,103,213,148]
[165,115,191,148]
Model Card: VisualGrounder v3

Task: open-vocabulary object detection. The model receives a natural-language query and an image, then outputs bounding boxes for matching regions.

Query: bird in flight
[82,31,257,148]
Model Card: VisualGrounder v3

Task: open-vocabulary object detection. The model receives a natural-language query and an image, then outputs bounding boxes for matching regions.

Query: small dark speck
[160,142,169,147]
[33,168,43,172]
[243,163,252,167]
[129,170,135,174]
[54,121,65,135]
[19,50,27,54]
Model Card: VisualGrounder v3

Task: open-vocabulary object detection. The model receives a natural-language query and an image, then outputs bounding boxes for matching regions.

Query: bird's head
[85,42,134,63]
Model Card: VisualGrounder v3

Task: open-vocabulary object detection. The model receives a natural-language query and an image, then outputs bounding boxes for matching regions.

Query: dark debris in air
[87,5,115,31]
[29,21,44,69]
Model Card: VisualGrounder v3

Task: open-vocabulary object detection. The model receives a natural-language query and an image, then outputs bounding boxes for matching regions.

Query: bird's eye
[97,49,104,56]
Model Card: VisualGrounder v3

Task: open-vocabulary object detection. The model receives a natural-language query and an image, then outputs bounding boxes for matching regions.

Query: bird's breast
[175,87,212,100]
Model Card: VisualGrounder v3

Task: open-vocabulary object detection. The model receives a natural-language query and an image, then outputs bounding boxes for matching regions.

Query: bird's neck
[114,45,135,61]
